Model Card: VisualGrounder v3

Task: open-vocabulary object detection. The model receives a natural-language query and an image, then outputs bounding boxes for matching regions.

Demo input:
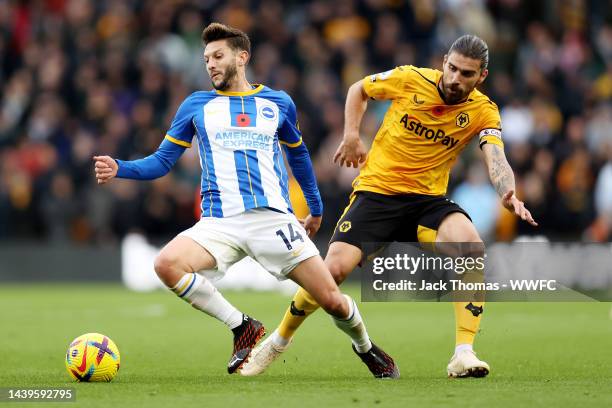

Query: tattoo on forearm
[488,145,515,197]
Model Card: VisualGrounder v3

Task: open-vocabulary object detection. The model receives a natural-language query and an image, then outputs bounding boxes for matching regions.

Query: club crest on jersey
[236,113,251,127]
[259,105,276,121]
[456,112,470,128]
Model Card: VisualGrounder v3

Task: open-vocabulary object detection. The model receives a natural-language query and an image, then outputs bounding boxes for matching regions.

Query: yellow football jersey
[355,65,503,196]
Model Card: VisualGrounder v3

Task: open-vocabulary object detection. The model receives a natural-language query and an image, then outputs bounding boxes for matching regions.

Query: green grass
[1,284,611,407]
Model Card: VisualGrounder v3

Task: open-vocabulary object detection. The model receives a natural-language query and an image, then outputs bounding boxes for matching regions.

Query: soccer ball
[65,333,121,382]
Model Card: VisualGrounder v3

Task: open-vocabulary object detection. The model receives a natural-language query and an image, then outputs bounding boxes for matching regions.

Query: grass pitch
[1,284,611,407]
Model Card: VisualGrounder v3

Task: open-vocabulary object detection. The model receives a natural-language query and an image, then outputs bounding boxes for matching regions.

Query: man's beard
[211,64,238,91]
[440,79,470,105]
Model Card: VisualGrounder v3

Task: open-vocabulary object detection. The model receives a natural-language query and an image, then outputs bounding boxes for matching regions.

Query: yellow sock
[451,246,486,346]
[277,288,320,340]
[454,301,484,345]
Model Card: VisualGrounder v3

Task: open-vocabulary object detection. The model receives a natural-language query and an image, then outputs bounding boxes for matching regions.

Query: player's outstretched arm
[92,138,186,185]
[334,80,369,168]
[482,143,538,226]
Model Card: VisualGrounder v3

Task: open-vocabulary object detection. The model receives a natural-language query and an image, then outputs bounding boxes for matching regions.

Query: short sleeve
[362,66,409,100]
[478,102,504,148]
[278,94,303,148]
[166,95,195,148]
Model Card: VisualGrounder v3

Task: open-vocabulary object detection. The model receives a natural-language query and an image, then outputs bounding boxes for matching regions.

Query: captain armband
[478,128,503,148]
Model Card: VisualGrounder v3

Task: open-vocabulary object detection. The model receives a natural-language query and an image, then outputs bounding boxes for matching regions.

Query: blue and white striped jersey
[166,84,308,218]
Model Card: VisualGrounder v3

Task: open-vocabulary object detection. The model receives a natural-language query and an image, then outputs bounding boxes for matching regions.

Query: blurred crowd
[0,0,611,244]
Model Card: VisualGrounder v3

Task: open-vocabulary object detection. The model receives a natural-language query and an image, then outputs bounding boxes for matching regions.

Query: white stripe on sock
[333,295,372,353]
[172,273,243,329]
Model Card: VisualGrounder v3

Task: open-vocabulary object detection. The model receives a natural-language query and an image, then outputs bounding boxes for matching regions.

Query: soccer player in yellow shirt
[241,35,537,378]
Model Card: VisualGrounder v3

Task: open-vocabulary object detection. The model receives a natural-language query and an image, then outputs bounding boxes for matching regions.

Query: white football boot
[239,331,291,376]
[447,349,490,378]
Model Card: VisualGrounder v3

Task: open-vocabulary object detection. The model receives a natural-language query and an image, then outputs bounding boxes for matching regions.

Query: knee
[465,237,485,258]
[436,212,483,245]
[327,261,350,285]
[319,292,348,318]
[325,257,353,285]
[466,231,483,244]
[447,228,482,247]
[154,252,181,285]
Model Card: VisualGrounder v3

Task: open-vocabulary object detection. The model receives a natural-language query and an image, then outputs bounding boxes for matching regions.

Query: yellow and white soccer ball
[65,333,121,382]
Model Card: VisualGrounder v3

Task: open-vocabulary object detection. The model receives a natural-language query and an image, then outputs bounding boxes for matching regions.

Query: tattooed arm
[482,143,515,196]
[482,143,538,226]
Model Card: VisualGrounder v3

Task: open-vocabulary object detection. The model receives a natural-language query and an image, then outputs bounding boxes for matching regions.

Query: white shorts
[179,208,320,280]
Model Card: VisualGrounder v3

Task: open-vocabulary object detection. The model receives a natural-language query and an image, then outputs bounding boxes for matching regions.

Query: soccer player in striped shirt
[93,23,398,378]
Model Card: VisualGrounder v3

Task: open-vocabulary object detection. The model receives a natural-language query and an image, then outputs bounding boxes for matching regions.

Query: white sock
[171,273,243,329]
[270,330,290,348]
[332,294,372,353]
[455,343,473,354]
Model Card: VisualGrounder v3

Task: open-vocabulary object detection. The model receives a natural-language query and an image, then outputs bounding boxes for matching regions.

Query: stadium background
[0,0,610,247]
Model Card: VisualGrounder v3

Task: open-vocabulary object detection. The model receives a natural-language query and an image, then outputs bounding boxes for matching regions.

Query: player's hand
[303,215,322,238]
[502,190,538,226]
[333,134,367,168]
[93,155,118,185]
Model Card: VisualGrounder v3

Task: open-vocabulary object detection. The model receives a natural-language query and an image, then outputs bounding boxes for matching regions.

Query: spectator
[0,0,609,243]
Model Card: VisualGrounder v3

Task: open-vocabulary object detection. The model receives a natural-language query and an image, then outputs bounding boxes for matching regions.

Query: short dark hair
[448,35,489,70]
[201,22,251,55]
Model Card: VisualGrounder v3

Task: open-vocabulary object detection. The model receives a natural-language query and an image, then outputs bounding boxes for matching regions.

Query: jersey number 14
[275,224,304,250]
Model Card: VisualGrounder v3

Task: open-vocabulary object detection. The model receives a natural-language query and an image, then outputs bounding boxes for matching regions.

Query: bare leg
[154,235,265,374]
[276,241,362,340]
[154,235,243,329]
